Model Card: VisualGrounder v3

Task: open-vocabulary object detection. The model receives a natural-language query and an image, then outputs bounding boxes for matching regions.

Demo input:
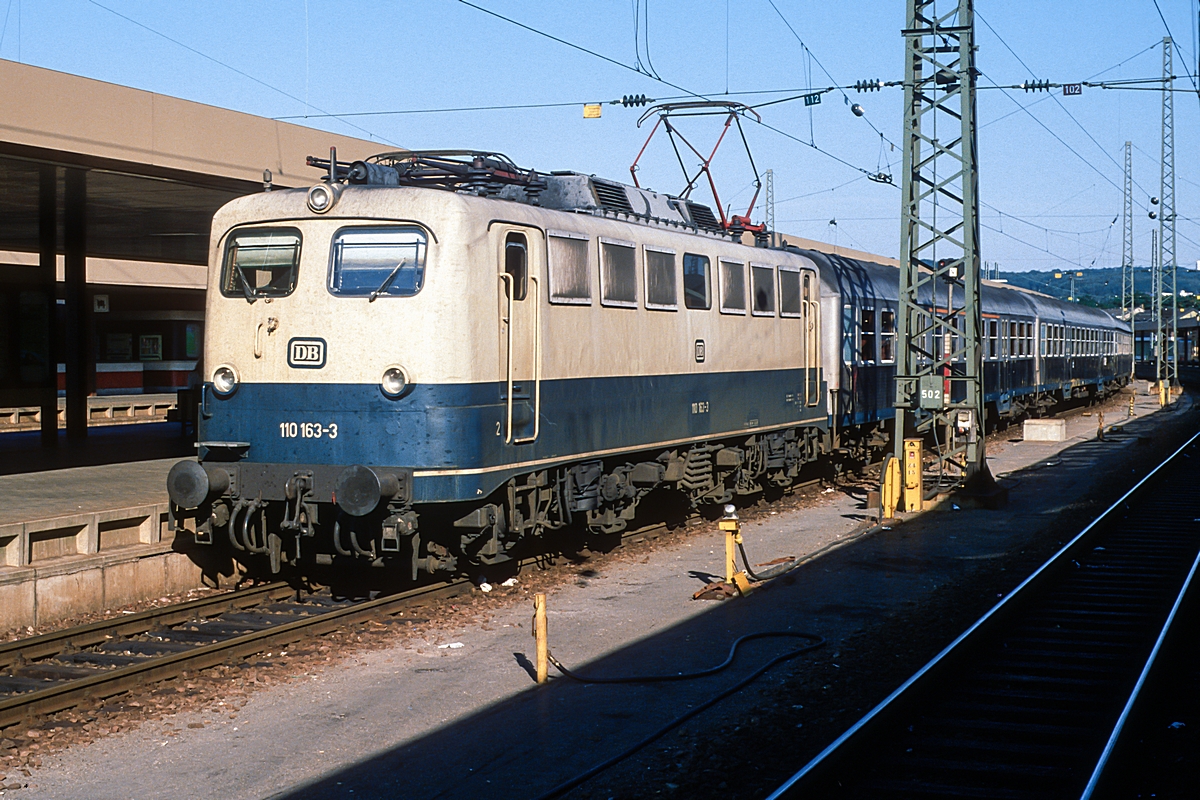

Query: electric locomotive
[167,151,830,578]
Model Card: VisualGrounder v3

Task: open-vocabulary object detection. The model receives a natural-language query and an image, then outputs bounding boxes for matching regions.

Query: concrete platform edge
[0,502,206,630]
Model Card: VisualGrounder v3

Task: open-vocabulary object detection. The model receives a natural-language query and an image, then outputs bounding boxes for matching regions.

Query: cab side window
[504,232,527,301]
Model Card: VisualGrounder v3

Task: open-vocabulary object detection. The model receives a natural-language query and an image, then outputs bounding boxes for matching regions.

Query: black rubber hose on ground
[533,631,825,800]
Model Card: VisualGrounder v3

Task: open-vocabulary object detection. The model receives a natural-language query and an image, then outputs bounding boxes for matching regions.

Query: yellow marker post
[718,505,753,594]
[533,593,548,684]
[1129,395,1135,418]
[881,454,902,520]
[903,438,924,513]
[1159,381,1168,407]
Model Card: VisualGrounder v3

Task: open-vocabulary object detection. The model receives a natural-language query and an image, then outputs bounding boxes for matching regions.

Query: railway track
[0,578,474,732]
[0,496,758,733]
[767,429,1200,799]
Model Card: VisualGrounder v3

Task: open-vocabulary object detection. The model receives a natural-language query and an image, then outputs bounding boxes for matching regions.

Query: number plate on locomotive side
[280,422,339,439]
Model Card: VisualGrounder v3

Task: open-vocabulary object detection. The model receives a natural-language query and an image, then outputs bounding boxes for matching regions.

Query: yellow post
[1159,381,1168,407]
[533,593,548,685]
[1097,411,1105,441]
[718,505,753,593]
[903,438,923,513]
[1129,394,1135,417]
[719,510,741,584]
[881,455,902,519]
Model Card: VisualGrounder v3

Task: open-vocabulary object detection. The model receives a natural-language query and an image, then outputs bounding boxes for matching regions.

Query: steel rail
[1080,537,1200,798]
[766,427,1200,800]
[0,577,472,730]
[0,582,293,671]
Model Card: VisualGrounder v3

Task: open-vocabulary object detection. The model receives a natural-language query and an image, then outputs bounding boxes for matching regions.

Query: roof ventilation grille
[686,201,721,231]
[592,180,634,214]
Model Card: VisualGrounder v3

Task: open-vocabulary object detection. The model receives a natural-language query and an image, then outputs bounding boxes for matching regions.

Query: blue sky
[2,0,1198,277]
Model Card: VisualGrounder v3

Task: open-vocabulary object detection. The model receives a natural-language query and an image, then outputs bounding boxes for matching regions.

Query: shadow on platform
[0,422,194,475]
[261,395,1195,800]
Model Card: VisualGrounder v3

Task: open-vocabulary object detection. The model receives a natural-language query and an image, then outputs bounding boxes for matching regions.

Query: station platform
[0,423,200,631]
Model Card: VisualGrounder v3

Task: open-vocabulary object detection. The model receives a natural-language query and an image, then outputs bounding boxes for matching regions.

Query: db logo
[287,337,327,369]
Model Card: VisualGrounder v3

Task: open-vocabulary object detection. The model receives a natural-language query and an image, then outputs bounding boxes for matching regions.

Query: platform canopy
[0,59,385,438]
[0,59,382,267]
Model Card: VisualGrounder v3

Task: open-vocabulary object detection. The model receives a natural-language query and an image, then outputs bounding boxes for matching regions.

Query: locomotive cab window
[221,228,302,299]
[751,264,775,316]
[719,259,746,314]
[328,226,427,298]
[503,233,528,301]
[683,253,711,310]
[644,246,678,310]
[548,231,590,304]
[599,238,637,307]
[779,266,801,317]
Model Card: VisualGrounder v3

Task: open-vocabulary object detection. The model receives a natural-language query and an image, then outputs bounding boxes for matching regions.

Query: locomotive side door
[497,227,542,444]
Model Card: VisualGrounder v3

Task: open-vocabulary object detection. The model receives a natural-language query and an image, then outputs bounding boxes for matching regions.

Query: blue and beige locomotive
[166,150,1132,578]
[167,151,829,578]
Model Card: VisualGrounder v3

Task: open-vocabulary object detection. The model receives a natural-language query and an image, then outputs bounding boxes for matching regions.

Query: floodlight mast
[893,0,990,498]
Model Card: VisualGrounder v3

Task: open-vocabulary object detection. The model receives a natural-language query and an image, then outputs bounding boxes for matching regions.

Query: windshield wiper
[234,263,259,304]
[368,261,406,302]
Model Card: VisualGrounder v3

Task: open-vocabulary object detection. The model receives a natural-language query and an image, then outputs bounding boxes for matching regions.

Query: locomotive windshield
[328,227,427,299]
[220,228,302,300]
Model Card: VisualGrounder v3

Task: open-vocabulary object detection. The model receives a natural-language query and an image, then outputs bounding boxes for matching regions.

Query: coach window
[223,228,302,299]
[860,308,877,362]
[644,246,678,310]
[880,309,896,362]
[751,264,776,316]
[719,259,746,314]
[987,320,998,359]
[327,226,427,298]
[683,254,712,310]
[599,238,637,307]
[547,231,591,304]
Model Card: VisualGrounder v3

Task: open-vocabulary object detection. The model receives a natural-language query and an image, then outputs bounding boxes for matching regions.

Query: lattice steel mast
[1159,37,1178,387]
[1153,228,1162,385]
[894,0,987,490]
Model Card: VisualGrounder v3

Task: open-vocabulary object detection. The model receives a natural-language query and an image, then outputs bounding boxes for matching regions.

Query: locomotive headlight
[212,365,239,396]
[306,182,342,214]
[380,365,410,398]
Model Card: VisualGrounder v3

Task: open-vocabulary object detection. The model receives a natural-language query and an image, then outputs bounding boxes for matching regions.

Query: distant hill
[997,267,1200,310]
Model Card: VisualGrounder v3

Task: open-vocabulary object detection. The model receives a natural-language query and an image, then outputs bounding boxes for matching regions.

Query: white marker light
[212,365,238,395]
[381,366,409,398]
